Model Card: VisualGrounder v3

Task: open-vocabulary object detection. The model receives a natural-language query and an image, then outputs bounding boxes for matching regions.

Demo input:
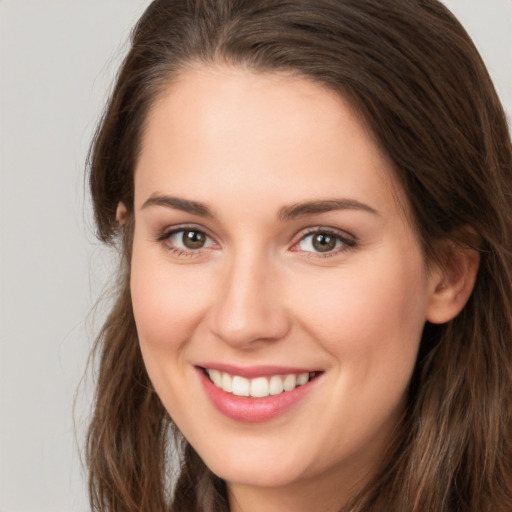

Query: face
[129,65,442,508]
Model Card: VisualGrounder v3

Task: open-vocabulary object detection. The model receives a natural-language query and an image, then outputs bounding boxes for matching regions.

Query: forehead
[135,65,405,218]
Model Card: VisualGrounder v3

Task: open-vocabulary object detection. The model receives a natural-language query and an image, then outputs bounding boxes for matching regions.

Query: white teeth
[222,372,233,392]
[250,377,269,398]
[297,372,309,386]
[283,374,297,391]
[209,369,222,387]
[206,369,315,398]
[232,376,250,396]
[269,375,284,395]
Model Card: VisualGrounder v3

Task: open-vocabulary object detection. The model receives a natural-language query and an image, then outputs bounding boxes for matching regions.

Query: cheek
[291,253,428,448]
[129,245,212,416]
[130,245,211,354]
[290,251,429,373]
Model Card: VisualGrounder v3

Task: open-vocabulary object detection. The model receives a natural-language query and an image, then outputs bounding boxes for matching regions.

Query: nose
[207,252,291,349]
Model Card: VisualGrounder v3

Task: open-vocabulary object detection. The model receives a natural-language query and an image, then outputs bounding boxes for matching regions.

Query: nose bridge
[209,245,290,347]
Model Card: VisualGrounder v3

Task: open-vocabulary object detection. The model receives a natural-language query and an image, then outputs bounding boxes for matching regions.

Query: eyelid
[156,224,218,255]
[290,226,357,255]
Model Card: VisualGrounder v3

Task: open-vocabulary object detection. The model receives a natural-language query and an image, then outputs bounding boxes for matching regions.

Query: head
[87,1,512,511]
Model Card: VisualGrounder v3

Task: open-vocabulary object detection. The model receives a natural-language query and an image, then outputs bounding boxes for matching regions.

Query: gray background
[0,1,510,511]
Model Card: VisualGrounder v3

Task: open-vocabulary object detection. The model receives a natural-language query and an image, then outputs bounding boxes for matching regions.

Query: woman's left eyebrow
[278,199,379,220]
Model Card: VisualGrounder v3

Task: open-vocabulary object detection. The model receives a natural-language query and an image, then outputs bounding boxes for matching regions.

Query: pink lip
[196,366,321,423]
[198,362,317,378]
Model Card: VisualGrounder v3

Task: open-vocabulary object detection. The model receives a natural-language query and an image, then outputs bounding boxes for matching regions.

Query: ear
[426,239,480,324]
[116,202,129,226]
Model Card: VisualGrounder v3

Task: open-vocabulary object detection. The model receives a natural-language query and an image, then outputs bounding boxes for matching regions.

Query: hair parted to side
[86,1,512,511]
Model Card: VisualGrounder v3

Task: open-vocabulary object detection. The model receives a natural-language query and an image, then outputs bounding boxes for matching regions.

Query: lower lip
[197,368,320,423]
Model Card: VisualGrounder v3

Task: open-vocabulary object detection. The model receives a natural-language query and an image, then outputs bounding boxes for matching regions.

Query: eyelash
[156,226,357,258]
[156,225,215,257]
[291,228,357,258]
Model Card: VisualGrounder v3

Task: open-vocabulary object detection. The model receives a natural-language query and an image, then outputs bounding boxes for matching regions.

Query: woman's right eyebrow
[141,194,215,217]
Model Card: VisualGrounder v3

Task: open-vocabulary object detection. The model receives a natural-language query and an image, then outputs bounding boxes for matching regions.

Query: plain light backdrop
[0,1,511,511]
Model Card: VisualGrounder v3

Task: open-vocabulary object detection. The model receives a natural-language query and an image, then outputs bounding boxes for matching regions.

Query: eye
[295,229,355,255]
[159,227,216,254]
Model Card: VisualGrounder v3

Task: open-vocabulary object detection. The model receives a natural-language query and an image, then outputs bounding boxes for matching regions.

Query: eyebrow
[278,199,379,220]
[141,194,378,220]
[141,195,215,217]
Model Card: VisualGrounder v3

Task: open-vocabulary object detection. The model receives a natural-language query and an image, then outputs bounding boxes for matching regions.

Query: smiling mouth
[202,368,321,398]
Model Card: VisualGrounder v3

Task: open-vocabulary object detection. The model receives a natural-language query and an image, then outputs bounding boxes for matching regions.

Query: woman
[86,0,512,510]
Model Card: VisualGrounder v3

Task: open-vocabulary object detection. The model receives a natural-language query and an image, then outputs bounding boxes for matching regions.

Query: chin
[195,441,313,489]
[210,461,304,489]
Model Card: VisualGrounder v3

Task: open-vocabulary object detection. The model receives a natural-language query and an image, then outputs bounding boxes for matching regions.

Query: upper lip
[197,363,321,379]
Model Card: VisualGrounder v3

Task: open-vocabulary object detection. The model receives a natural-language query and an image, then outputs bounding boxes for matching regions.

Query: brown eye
[296,229,355,255]
[162,228,215,254]
[312,233,337,252]
[182,229,206,249]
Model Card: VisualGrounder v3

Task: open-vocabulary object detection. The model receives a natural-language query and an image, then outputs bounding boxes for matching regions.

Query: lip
[196,365,322,423]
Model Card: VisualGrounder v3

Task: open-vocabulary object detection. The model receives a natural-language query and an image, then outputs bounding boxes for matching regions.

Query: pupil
[183,230,205,249]
[312,233,336,252]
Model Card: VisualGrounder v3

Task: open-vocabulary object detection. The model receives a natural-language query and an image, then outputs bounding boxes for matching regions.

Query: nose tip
[213,305,290,347]
[208,260,291,348]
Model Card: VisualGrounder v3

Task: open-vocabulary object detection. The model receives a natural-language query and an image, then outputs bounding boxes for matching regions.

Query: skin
[124,65,477,512]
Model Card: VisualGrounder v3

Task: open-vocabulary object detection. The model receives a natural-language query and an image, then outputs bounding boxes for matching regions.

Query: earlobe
[426,242,480,325]
[116,202,129,226]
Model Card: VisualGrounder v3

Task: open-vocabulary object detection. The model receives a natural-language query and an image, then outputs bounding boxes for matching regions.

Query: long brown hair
[86,1,512,510]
